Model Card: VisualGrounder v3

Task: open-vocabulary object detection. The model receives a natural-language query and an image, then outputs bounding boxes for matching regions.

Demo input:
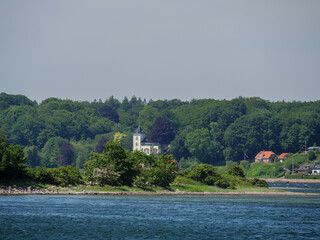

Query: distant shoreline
[1,188,320,197]
[264,178,320,184]
[2,178,320,196]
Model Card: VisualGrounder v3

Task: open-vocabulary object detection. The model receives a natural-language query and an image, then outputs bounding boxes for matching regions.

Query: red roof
[279,153,291,159]
[255,151,275,159]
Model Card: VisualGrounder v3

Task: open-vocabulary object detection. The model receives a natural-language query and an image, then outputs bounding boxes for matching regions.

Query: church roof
[134,126,144,134]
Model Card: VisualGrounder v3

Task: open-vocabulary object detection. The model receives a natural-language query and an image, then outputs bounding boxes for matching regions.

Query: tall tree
[95,136,110,153]
[0,131,26,180]
[85,141,138,186]
[58,142,75,167]
[149,117,176,145]
[99,105,120,123]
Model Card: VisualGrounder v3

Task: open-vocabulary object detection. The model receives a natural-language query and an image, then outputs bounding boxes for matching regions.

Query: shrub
[308,151,316,161]
[240,160,250,170]
[92,166,120,186]
[216,179,230,189]
[29,166,82,186]
[204,176,216,186]
[30,167,55,184]
[249,178,268,188]
[227,166,245,177]
[147,155,178,187]
[188,164,222,186]
[52,166,82,186]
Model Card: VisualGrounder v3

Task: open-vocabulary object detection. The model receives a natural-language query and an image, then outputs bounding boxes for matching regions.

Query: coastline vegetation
[1,93,320,194]
[1,132,271,193]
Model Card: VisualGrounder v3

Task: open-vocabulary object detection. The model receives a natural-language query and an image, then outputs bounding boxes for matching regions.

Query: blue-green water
[1,195,320,239]
[268,182,320,193]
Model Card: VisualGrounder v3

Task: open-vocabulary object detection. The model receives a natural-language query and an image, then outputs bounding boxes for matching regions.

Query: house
[307,146,320,152]
[133,126,160,155]
[278,153,292,163]
[297,163,315,174]
[312,163,320,175]
[255,151,276,163]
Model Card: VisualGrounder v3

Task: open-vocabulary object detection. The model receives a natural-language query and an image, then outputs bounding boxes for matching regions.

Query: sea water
[1,195,319,239]
[268,182,320,193]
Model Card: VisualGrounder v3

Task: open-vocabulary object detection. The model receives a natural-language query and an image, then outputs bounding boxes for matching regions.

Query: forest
[1,92,320,169]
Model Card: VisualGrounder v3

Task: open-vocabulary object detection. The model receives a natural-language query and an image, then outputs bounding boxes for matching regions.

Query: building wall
[133,132,160,154]
[312,170,320,175]
[133,133,145,151]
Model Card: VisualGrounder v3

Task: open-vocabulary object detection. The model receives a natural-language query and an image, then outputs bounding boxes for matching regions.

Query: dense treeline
[1,92,320,168]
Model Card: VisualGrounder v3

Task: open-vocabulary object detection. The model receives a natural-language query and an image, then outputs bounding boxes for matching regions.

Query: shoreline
[1,188,320,197]
[264,178,320,184]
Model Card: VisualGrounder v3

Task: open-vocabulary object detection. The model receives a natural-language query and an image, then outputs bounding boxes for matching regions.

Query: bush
[177,168,191,177]
[308,151,316,161]
[29,166,82,186]
[179,157,200,169]
[227,166,245,177]
[0,132,27,180]
[92,166,120,186]
[188,164,222,186]
[204,176,216,186]
[147,155,178,187]
[52,166,82,186]
[225,160,239,169]
[216,179,230,189]
[249,178,268,188]
[240,160,250,170]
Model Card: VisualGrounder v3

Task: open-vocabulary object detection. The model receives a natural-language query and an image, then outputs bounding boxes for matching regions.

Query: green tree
[58,142,75,166]
[130,150,155,185]
[147,155,178,187]
[227,166,245,177]
[0,131,26,180]
[39,137,66,168]
[92,166,120,186]
[240,160,250,170]
[188,164,221,185]
[185,128,213,163]
[137,106,158,134]
[24,146,40,168]
[85,141,139,186]
[308,151,316,161]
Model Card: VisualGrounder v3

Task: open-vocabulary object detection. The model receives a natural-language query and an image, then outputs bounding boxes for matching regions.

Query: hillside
[1,92,320,168]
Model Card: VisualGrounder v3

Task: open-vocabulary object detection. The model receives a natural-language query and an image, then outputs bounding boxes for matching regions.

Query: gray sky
[1,0,320,103]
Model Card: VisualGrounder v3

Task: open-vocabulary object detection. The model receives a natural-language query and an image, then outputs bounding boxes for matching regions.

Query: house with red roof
[255,151,276,163]
[278,153,292,163]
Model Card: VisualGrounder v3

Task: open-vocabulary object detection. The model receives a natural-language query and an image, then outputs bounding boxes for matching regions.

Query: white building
[312,163,320,175]
[133,126,160,155]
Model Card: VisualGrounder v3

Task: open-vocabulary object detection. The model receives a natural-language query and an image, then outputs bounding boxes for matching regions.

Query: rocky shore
[1,186,320,196]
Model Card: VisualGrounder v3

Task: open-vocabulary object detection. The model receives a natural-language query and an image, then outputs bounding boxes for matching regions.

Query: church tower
[133,126,145,151]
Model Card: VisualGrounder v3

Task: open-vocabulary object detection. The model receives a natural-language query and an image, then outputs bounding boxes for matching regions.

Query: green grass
[2,175,283,194]
[65,175,276,193]
[284,174,320,179]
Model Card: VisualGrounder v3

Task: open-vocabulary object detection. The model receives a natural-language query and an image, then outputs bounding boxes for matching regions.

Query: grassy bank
[1,175,281,195]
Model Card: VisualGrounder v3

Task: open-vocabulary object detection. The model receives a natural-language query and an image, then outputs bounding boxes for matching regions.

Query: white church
[133,126,161,154]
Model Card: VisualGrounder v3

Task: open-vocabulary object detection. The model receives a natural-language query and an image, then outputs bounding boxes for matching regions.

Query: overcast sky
[1,0,320,103]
